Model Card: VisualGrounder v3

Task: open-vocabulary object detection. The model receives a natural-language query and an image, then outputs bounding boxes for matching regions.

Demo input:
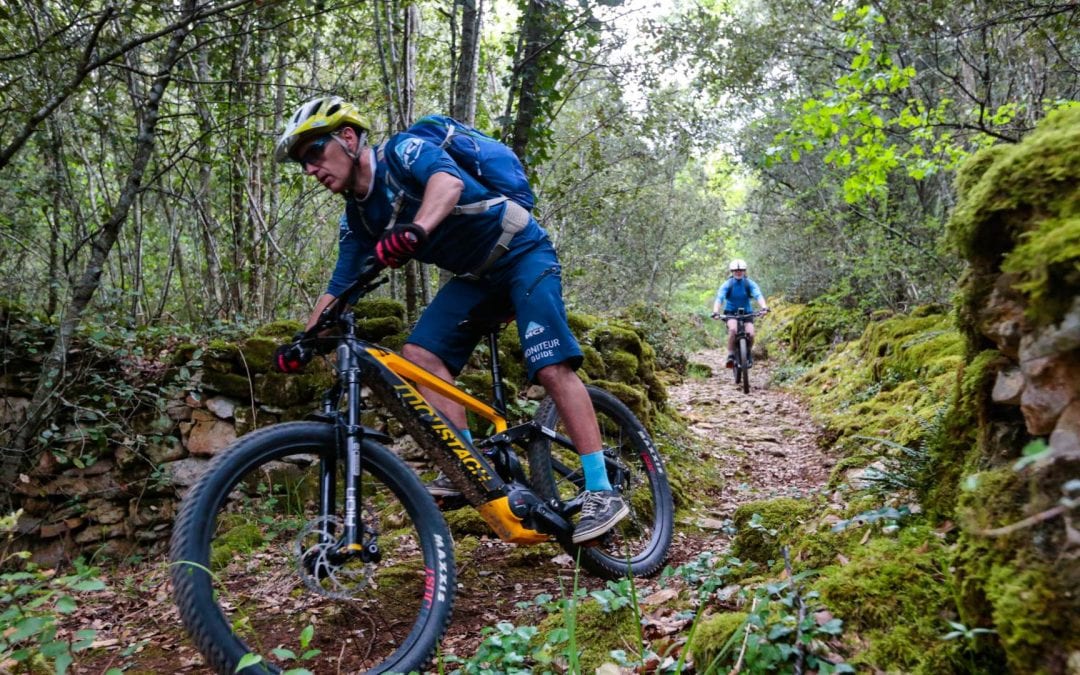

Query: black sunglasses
[298,135,333,168]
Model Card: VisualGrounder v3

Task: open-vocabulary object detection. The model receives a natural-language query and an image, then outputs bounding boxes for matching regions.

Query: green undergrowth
[792,308,962,465]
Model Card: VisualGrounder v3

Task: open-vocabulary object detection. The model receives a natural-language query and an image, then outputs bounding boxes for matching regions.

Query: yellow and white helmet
[274,96,370,162]
[729,259,748,271]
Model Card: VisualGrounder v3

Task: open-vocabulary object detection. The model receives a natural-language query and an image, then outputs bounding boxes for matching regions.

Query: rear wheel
[527,386,673,579]
[739,336,751,394]
[170,422,455,674]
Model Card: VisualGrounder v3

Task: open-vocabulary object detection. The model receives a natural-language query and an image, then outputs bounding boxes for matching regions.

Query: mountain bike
[719,310,766,394]
[169,258,674,674]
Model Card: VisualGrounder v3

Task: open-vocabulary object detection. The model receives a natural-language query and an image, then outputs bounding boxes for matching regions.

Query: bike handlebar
[304,257,388,340]
[715,309,768,321]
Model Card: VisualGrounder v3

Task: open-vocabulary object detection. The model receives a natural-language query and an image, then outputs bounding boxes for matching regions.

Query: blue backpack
[406,115,535,211]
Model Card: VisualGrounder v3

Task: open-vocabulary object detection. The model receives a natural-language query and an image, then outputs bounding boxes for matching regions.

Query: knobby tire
[739,336,751,394]
[526,385,674,579]
[170,422,455,674]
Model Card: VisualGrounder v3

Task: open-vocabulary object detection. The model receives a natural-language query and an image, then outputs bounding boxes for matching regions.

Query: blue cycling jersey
[715,276,765,313]
[327,133,547,298]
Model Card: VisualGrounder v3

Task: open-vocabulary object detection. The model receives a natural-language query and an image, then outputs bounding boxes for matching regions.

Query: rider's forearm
[306,293,338,330]
[413,172,464,235]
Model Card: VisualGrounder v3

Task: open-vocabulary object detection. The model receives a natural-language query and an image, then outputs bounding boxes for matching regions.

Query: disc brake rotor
[294,514,376,601]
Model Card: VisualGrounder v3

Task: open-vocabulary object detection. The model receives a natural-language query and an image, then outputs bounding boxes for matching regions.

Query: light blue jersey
[715,276,765,313]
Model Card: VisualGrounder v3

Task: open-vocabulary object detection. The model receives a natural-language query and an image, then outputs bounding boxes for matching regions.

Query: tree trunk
[451,0,482,125]
[0,0,198,501]
[507,0,549,161]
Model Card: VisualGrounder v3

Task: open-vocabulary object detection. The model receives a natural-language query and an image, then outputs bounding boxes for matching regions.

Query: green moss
[987,565,1061,671]
[210,522,264,569]
[813,526,954,671]
[355,316,406,342]
[535,600,639,673]
[795,311,963,460]
[590,325,644,358]
[255,371,330,408]
[606,350,640,383]
[353,298,405,320]
[442,506,490,537]
[254,320,304,339]
[588,379,649,424]
[947,105,1080,274]
[690,611,748,670]
[784,302,864,363]
[201,370,254,399]
[580,344,606,380]
[730,497,818,565]
[922,349,1004,519]
[1001,215,1080,325]
[567,311,598,335]
[239,336,276,372]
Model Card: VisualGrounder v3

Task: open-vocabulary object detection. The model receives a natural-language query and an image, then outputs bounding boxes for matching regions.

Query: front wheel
[738,336,751,394]
[527,385,674,579]
[170,422,455,674]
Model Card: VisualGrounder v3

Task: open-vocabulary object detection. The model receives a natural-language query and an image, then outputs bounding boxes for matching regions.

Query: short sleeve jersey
[327,133,545,298]
[715,276,765,313]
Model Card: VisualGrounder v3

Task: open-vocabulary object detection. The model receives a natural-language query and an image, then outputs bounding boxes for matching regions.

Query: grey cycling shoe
[427,472,462,498]
[573,490,630,543]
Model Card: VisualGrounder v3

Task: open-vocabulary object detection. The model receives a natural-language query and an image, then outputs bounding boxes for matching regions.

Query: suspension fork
[316,317,366,553]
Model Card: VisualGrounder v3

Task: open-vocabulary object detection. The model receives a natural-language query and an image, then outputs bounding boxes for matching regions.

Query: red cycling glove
[375,223,427,268]
[271,333,312,373]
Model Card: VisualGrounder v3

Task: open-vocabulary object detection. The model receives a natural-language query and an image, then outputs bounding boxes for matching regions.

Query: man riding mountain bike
[270,96,627,544]
[711,259,769,367]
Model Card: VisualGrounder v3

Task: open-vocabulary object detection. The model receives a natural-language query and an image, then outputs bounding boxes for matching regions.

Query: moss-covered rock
[254,320,304,340]
[691,611,748,670]
[812,526,956,672]
[730,497,818,565]
[353,297,406,320]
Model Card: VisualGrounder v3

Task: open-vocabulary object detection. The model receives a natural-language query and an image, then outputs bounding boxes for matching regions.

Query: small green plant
[1,512,110,675]
[234,623,321,675]
[830,504,912,533]
[702,575,854,674]
[941,620,996,641]
[441,621,557,675]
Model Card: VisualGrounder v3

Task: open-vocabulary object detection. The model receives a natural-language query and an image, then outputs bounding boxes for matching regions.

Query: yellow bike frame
[366,348,550,544]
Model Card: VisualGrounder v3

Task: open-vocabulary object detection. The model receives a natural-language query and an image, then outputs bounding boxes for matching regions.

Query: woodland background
[1,0,1079,673]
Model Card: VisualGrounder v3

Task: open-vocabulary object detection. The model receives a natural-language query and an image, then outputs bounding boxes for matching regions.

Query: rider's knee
[403,343,442,369]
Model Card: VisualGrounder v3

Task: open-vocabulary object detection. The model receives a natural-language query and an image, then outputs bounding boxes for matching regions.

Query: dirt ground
[66,347,832,673]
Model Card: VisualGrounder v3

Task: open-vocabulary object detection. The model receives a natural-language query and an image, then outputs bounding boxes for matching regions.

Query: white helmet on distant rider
[729,259,748,272]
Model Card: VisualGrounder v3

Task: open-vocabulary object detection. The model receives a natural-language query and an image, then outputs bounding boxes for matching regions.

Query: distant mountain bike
[170,257,674,674]
[717,310,767,394]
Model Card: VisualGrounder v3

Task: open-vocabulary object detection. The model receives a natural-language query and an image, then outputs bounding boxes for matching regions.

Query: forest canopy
[0,0,1078,478]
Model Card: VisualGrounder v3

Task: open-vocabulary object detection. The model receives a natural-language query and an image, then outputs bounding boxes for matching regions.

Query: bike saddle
[457,294,515,335]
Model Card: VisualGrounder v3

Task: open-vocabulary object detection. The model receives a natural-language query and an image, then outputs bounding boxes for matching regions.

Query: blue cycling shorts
[406,240,583,382]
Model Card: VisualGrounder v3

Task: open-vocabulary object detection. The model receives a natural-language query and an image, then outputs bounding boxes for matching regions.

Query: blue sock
[460,428,473,445]
[581,451,613,492]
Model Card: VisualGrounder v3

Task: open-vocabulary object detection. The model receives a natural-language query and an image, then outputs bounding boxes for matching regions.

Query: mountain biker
[270,96,627,544]
[711,259,769,368]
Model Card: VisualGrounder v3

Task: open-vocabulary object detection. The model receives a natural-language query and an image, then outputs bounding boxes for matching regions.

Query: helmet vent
[327,103,341,116]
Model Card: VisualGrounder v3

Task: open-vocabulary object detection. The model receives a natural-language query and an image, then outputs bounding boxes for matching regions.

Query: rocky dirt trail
[68,347,833,673]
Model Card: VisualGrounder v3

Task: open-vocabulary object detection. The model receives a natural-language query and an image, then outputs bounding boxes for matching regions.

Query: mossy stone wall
[4,298,672,564]
[938,106,1080,674]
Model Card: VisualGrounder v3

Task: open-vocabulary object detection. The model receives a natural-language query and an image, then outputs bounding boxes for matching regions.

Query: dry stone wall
[2,302,670,565]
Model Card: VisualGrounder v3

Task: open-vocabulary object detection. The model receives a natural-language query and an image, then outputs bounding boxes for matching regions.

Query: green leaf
[236,653,263,671]
[69,579,106,592]
[299,624,315,648]
[272,647,297,660]
[55,595,78,614]
[10,615,49,642]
